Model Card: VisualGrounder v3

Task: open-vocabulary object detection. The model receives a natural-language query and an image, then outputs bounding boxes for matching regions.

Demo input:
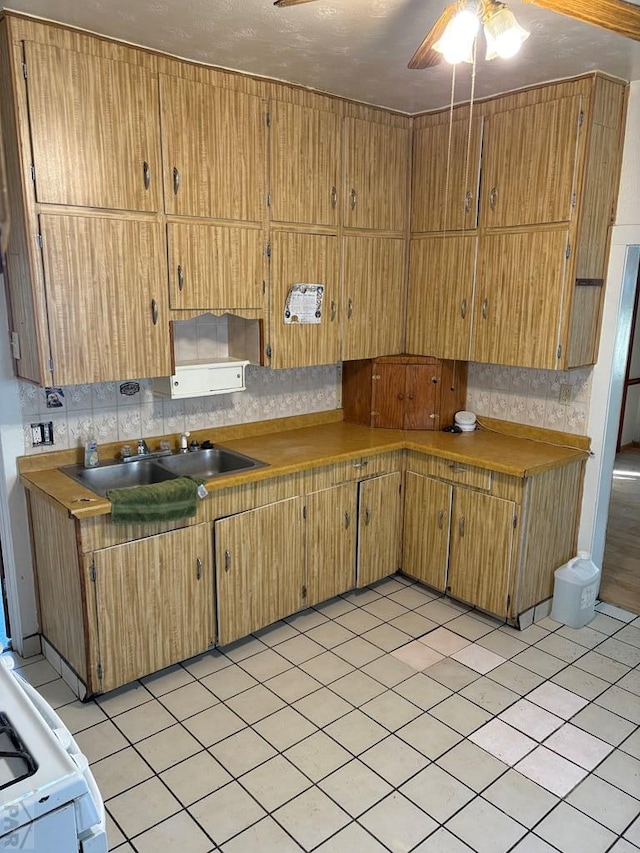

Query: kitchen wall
[18,364,341,455]
[466,363,592,435]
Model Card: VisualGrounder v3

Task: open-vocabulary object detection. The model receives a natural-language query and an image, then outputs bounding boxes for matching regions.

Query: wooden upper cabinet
[40,214,171,385]
[269,101,340,228]
[24,42,161,212]
[93,524,214,693]
[411,115,483,233]
[160,75,265,222]
[480,95,583,228]
[472,227,569,370]
[407,234,476,361]
[269,231,340,368]
[342,235,405,361]
[167,222,263,310]
[343,117,409,232]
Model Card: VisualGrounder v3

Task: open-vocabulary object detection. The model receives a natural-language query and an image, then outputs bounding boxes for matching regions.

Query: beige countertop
[19,414,588,520]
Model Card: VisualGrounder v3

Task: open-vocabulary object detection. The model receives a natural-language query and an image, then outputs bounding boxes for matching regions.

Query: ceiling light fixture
[433,0,530,65]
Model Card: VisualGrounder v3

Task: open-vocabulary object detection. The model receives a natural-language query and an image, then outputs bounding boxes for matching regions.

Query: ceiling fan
[273,0,640,69]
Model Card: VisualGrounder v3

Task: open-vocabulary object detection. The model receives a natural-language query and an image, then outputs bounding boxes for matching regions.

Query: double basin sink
[61,447,268,498]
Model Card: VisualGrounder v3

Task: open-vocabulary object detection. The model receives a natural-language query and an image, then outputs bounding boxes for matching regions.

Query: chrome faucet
[136,438,150,456]
[121,438,172,463]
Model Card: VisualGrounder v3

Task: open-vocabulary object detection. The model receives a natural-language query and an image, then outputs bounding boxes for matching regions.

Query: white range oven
[0,656,107,852]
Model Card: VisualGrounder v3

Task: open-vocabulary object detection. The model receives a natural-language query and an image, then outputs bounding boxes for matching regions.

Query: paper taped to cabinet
[284,284,324,324]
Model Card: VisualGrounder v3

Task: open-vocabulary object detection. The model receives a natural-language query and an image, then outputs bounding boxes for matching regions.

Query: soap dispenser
[179,431,190,453]
[84,436,99,468]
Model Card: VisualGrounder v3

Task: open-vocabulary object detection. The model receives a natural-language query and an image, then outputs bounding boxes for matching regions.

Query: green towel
[107,477,202,525]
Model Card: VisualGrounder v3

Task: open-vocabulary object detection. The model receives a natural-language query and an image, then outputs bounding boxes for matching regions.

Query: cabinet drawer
[416,455,491,490]
[304,452,401,491]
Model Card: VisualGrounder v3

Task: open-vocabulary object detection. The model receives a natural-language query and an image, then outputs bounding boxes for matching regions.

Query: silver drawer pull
[347,298,354,320]
[151,299,159,325]
[489,186,497,210]
[330,300,337,322]
[177,265,184,291]
[196,557,203,580]
[344,511,351,529]
[173,166,181,194]
[352,460,369,469]
[143,160,151,190]
[437,509,444,530]
[460,298,467,320]
[464,190,472,214]
[224,550,231,572]
[350,187,357,210]
[331,185,337,208]
[482,298,489,320]
[364,508,371,526]
[459,516,465,537]
[448,462,468,473]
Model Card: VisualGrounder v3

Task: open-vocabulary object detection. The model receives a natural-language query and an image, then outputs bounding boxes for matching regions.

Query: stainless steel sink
[60,446,267,497]
[61,459,180,497]
[156,447,268,479]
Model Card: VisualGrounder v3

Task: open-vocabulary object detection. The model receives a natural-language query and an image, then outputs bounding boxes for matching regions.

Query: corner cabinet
[402,451,585,622]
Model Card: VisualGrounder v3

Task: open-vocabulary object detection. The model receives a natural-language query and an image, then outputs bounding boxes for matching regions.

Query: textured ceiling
[3,0,640,112]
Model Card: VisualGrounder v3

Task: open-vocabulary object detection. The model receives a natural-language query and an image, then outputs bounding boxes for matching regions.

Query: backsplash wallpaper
[466,363,592,435]
[19,364,342,455]
[18,361,593,456]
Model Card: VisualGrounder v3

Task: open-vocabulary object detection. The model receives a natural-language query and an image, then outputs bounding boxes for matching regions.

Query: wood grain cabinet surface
[402,454,584,622]
[343,355,467,431]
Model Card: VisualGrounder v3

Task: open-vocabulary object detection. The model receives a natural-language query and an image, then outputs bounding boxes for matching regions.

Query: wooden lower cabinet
[215,497,305,645]
[91,524,214,693]
[403,471,515,618]
[305,483,358,607]
[448,489,516,617]
[402,472,451,592]
[357,472,402,587]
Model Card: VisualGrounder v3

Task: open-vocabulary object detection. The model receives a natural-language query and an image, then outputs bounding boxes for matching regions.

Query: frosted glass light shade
[434,8,480,64]
[484,6,530,59]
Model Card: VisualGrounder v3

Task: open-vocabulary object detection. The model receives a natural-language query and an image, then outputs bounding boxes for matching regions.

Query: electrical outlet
[31,421,54,447]
[559,384,572,405]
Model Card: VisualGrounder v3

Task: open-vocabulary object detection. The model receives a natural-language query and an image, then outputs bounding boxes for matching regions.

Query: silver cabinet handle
[330,300,337,322]
[224,549,231,572]
[347,298,354,320]
[350,187,357,210]
[482,298,489,320]
[344,511,351,529]
[173,166,180,195]
[331,186,337,209]
[464,190,472,214]
[177,265,184,291]
[143,161,151,190]
[489,187,497,210]
[459,516,465,537]
[432,375,440,384]
[196,557,203,580]
[460,298,467,320]
[429,413,436,420]
[364,508,371,526]
[352,459,369,469]
[448,462,468,472]
[437,509,444,530]
[151,299,159,325]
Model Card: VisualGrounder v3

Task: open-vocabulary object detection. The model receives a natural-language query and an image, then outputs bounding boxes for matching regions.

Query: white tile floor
[8,574,640,852]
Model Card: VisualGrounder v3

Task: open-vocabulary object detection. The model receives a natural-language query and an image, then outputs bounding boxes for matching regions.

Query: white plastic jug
[551,551,601,628]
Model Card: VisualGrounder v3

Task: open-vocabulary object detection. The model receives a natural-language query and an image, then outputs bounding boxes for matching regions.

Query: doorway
[0,539,10,650]
[600,260,640,613]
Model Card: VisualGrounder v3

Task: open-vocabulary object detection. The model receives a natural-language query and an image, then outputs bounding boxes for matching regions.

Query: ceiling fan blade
[408,3,459,69]
[274,0,318,6]
[523,0,640,41]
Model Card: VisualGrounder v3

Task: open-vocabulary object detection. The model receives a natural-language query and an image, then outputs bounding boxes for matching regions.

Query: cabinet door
[305,483,357,607]
[93,524,214,693]
[472,228,569,369]
[403,472,451,591]
[344,118,409,232]
[357,472,402,587]
[405,365,441,430]
[25,42,160,212]
[269,101,340,227]
[371,363,406,429]
[448,489,515,618]
[269,231,340,368]
[167,222,263,310]
[40,214,171,385]
[160,75,264,222]
[342,236,405,360]
[215,497,304,645]
[411,115,483,232]
[480,96,582,228]
[407,235,476,361]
